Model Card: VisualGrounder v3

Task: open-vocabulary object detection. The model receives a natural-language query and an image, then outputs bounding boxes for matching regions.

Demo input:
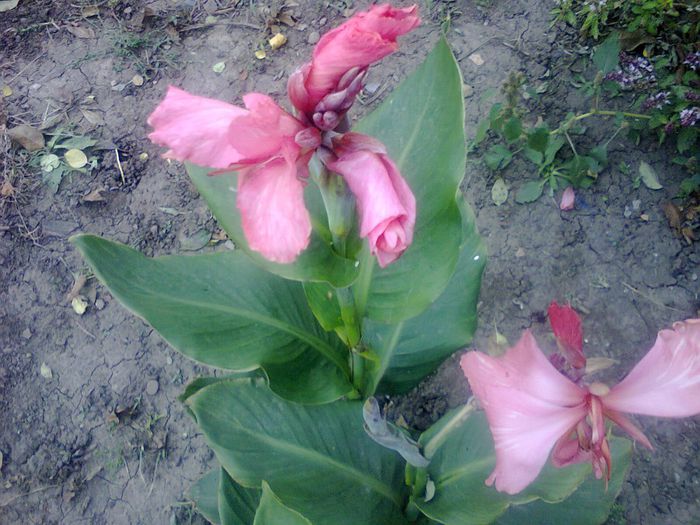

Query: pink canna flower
[460,317,700,495]
[288,3,420,128]
[328,133,416,268]
[148,87,321,263]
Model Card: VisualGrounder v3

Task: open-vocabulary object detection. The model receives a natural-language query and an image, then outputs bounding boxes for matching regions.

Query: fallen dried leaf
[1,85,11,97]
[131,74,144,86]
[212,61,226,73]
[254,49,267,60]
[66,274,87,302]
[82,187,105,202]
[1,179,14,197]
[164,24,180,43]
[278,12,296,26]
[65,25,96,39]
[138,152,148,161]
[65,149,88,169]
[81,6,99,17]
[7,124,45,151]
[662,202,682,232]
[468,53,485,66]
[0,0,19,12]
[681,227,696,245]
[40,362,53,379]
[269,33,287,50]
[71,296,88,315]
[80,108,104,126]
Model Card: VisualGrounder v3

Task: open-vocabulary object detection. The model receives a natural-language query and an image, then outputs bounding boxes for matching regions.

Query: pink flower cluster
[148,4,420,266]
[461,302,700,495]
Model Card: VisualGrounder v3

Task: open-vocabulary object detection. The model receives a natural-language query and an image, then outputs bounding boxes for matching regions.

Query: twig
[0,484,61,507]
[621,282,685,313]
[74,319,97,339]
[115,148,125,185]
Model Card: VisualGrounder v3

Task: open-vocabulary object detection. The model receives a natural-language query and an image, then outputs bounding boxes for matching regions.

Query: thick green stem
[422,399,478,459]
[336,287,361,348]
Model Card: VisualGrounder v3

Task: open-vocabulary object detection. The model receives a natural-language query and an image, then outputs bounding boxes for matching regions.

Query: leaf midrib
[221,425,404,507]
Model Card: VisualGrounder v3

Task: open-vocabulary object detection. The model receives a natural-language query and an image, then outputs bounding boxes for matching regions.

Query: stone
[145,379,159,396]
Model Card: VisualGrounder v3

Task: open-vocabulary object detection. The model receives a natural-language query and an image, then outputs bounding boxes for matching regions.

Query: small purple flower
[686,92,700,103]
[680,107,700,127]
[642,91,671,111]
[604,52,656,89]
[683,51,700,72]
[664,122,675,134]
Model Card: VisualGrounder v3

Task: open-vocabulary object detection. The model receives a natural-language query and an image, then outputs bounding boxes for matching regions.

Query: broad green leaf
[302,281,343,333]
[495,438,632,525]
[190,470,221,524]
[526,127,550,154]
[186,378,409,525]
[254,482,312,525]
[592,33,621,74]
[515,181,544,203]
[474,119,490,145]
[364,198,486,394]
[676,127,697,154]
[414,410,600,525]
[187,165,358,287]
[351,37,466,323]
[220,468,260,525]
[72,235,352,404]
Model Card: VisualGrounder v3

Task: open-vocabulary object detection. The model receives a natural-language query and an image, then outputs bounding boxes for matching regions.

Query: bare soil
[1,1,698,524]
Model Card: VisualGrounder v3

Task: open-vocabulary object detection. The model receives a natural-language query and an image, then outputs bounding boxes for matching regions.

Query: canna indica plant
[70,4,700,524]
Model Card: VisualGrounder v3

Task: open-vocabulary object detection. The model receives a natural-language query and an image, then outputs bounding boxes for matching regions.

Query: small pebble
[95,298,105,310]
[692,273,698,282]
[21,328,31,340]
[623,206,632,218]
[307,31,320,44]
[632,199,641,211]
[146,379,159,396]
[166,356,173,365]
[318,17,327,26]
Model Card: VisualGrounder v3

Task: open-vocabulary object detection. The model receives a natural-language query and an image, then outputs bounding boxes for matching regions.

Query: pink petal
[460,332,587,494]
[604,409,653,450]
[560,187,575,210]
[288,63,313,115]
[328,147,415,268]
[304,4,420,106]
[148,86,246,168]
[227,93,303,165]
[237,157,311,263]
[548,301,585,369]
[604,319,700,417]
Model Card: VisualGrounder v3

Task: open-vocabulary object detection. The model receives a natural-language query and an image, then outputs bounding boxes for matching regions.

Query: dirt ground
[1,1,698,524]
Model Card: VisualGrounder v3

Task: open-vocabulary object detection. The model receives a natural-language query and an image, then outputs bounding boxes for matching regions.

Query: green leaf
[515,181,544,203]
[639,160,663,190]
[503,117,523,143]
[72,235,352,404]
[219,468,260,525]
[187,165,359,287]
[254,482,312,525]
[523,147,543,166]
[527,127,550,154]
[350,37,466,323]
[593,33,621,74]
[676,127,697,154]
[364,198,486,394]
[414,410,619,525]
[186,378,409,525]
[485,145,513,170]
[474,119,490,145]
[190,470,221,524]
[495,438,632,525]
[302,282,343,333]
[544,136,565,165]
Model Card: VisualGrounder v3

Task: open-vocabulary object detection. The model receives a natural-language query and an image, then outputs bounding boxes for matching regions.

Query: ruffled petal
[461,338,587,494]
[604,319,700,417]
[548,301,585,369]
[148,86,246,168]
[237,157,311,263]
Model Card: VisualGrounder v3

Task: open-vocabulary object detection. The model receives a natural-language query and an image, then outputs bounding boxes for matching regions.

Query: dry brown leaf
[81,6,99,17]
[1,179,14,197]
[662,202,682,233]
[7,124,45,151]
[164,24,180,43]
[278,13,296,26]
[82,187,106,202]
[681,227,696,245]
[66,274,87,302]
[66,25,96,39]
[80,108,104,126]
